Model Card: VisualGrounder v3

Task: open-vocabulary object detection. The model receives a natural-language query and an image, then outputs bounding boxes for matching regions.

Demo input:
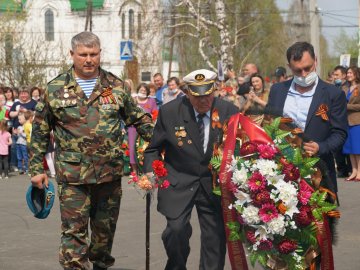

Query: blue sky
[276,0,358,54]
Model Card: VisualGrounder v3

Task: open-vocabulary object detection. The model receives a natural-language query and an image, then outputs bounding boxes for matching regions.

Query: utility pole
[309,0,321,75]
[85,0,93,32]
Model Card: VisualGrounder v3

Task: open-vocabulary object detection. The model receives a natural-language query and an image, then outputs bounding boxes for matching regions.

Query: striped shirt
[76,77,98,98]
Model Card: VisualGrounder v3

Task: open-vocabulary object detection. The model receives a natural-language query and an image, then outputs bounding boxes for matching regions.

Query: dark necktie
[197,113,205,152]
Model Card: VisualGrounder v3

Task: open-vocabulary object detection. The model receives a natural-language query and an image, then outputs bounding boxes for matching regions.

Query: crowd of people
[0,85,56,179]
[0,31,356,270]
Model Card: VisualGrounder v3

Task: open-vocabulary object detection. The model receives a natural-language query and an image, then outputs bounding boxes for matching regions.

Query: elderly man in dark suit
[144,69,238,270]
[266,41,348,196]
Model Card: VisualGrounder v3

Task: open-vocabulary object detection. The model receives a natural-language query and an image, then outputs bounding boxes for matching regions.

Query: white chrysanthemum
[274,180,298,206]
[253,159,278,177]
[267,215,286,236]
[227,155,238,172]
[234,190,251,206]
[242,205,260,225]
[232,166,248,187]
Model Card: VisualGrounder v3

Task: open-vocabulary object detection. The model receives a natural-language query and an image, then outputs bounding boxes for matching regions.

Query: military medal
[178,141,183,147]
[66,100,71,105]
[187,140,192,144]
[61,100,65,106]
[71,99,77,105]
[64,93,69,99]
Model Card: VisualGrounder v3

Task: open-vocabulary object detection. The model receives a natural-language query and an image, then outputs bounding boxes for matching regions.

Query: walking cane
[146,192,151,270]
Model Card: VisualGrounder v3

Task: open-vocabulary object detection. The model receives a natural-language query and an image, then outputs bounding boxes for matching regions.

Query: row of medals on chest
[175,126,192,147]
[61,87,115,109]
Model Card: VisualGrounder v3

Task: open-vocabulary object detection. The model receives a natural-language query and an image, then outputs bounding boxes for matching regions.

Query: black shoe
[93,265,107,270]
[337,172,349,178]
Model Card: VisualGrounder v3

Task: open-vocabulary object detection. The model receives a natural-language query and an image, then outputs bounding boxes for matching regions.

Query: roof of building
[70,0,104,11]
[0,0,26,12]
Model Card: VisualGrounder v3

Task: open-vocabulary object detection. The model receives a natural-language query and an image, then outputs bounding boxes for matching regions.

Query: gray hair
[71,31,101,51]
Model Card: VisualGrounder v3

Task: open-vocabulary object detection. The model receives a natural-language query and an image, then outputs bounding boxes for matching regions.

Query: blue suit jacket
[265,78,348,191]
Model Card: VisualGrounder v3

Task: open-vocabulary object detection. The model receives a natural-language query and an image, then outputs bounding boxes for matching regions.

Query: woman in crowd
[242,73,269,125]
[343,66,360,181]
[30,86,42,101]
[128,83,157,174]
[3,87,15,114]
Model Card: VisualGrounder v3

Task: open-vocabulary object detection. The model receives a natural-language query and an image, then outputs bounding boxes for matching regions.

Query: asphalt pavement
[0,173,359,270]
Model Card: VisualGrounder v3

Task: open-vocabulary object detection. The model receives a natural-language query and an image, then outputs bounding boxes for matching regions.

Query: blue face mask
[334,79,342,86]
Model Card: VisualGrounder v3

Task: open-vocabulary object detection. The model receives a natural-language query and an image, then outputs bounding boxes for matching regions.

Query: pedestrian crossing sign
[120,41,133,61]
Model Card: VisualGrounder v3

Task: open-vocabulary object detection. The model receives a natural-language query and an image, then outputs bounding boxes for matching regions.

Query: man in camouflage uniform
[29,32,153,270]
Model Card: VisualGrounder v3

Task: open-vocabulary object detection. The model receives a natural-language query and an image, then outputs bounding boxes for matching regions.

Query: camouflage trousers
[58,180,122,270]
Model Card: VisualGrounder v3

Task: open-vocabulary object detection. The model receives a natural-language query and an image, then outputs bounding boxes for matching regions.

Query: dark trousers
[0,155,9,176]
[162,185,226,270]
[334,149,351,176]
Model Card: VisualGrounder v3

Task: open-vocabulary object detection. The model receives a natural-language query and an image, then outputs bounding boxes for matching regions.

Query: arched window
[129,9,134,39]
[137,13,142,39]
[122,13,125,39]
[45,9,54,41]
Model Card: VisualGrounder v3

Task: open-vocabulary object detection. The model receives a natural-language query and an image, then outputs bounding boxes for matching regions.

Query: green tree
[171,0,290,77]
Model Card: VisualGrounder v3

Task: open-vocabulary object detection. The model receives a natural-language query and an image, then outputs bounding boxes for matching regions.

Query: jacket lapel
[181,98,205,155]
[305,79,324,129]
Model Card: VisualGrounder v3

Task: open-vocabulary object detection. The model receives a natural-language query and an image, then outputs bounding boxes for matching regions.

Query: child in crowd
[16,113,28,174]
[23,111,33,145]
[0,120,12,179]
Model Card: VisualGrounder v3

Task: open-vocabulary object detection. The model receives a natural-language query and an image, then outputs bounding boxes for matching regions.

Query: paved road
[0,174,359,270]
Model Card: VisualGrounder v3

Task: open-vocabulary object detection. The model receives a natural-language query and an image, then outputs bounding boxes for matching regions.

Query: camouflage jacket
[29,67,153,184]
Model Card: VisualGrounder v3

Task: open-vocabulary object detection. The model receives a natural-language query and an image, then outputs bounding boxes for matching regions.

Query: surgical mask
[293,71,317,87]
[334,79,342,86]
[168,88,178,95]
[137,93,147,99]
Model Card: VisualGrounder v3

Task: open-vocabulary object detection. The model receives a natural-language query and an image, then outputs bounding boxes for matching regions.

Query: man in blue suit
[265,42,348,195]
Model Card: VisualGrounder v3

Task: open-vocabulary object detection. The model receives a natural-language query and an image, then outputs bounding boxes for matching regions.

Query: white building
[1,0,164,84]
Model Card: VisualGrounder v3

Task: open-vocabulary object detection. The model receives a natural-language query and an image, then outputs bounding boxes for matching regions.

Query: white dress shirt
[194,110,211,153]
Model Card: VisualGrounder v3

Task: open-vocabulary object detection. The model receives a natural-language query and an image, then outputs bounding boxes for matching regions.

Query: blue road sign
[120,41,133,61]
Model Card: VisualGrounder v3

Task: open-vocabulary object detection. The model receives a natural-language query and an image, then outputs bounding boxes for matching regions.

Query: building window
[129,9,134,39]
[137,13,142,39]
[45,9,54,41]
[5,34,13,65]
[122,13,125,39]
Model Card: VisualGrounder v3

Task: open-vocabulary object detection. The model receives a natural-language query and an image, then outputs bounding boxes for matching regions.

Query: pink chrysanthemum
[257,144,278,159]
[248,172,267,193]
[259,203,279,223]
[298,180,313,205]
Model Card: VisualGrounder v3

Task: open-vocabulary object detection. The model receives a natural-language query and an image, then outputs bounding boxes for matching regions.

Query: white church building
[1,0,164,84]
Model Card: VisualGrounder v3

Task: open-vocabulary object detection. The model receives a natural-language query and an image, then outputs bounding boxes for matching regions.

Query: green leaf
[275,129,292,140]
[292,148,303,166]
[227,221,240,231]
[303,157,320,169]
[210,155,222,173]
[212,186,221,196]
[229,231,241,241]
[249,252,259,267]
[264,125,274,138]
